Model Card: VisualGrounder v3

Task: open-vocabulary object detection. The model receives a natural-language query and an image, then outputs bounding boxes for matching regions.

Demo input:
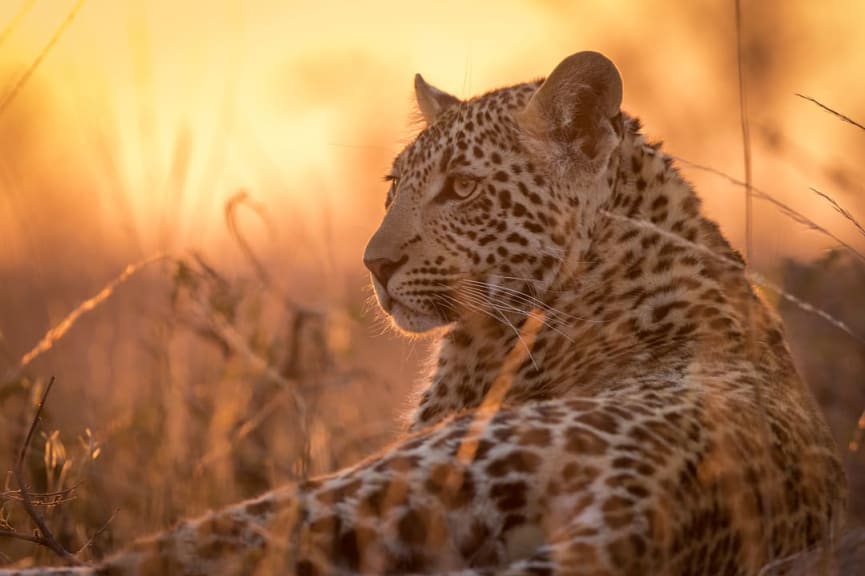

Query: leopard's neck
[410,116,791,430]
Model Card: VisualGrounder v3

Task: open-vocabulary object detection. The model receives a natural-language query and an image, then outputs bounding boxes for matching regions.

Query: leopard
[1,51,847,576]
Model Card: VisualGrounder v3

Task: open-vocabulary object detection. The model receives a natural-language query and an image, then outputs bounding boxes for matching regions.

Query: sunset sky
[1,0,863,275]
[1,2,864,560]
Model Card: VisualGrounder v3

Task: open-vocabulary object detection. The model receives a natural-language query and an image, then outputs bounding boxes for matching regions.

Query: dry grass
[0,246,396,566]
[0,2,863,571]
[0,0,37,48]
[811,187,865,240]
[2,159,862,570]
[0,0,87,116]
[673,156,865,266]
[796,94,865,133]
[4,254,168,384]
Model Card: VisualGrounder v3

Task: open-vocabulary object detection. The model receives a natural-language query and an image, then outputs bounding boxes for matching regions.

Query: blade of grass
[810,187,865,240]
[674,156,865,267]
[0,0,37,48]
[734,0,754,269]
[4,253,167,383]
[601,210,865,348]
[0,0,88,117]
[796,93,865,133]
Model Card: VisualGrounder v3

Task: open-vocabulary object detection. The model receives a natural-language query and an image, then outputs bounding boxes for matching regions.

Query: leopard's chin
[389,301,449,333]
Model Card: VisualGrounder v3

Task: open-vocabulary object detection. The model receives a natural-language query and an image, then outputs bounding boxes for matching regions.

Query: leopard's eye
[436,174,480,203]
[452,175,478,198]
[384,175,398,208]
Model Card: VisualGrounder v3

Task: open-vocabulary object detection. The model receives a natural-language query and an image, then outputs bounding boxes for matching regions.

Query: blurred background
[0,0,863,566]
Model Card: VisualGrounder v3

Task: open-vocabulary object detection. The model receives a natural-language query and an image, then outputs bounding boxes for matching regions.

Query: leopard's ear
[414,74,460,125]
[518,51,622,175]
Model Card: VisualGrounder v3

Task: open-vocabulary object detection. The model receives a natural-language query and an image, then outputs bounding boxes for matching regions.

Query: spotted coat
[1,51,846,576]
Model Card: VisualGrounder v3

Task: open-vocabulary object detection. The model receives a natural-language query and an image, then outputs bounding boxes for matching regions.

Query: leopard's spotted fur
[2,51,846,576]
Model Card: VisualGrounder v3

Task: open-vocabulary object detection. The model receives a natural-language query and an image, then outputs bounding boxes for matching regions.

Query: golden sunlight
[1,0,862,273]
[0,2,864,567]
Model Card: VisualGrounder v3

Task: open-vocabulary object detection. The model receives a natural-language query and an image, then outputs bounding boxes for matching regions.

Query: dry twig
[2,484,80,506]
[3,377,82,565]
[75,508,118,557]
[1,379,115,565]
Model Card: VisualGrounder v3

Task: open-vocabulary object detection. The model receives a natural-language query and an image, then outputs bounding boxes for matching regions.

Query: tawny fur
[2,52,846,576]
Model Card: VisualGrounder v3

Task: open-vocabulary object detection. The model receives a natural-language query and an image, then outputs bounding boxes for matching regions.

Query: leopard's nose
[364,255,408,289]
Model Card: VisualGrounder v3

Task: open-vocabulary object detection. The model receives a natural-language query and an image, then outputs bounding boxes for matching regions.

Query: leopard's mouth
[371,279,452,333]
[388,299,449,333]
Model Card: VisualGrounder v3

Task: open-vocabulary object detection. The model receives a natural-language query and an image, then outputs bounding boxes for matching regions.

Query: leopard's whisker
[447,290,540,371]
[438,292,540,364]
[437,290,509,328]
[456,285,576,344]
[459,279,556,315]
[459,279,602,325]
[458,286,581,336]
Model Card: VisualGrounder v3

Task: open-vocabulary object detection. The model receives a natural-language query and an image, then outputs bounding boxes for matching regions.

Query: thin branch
[2,492,78,506]
[2,483,81,503]
[12,377,82,565]
[0,0,88,117]
[796,93,865,133]
[1,379,114,564]
[76,508,118,556]
[16,378,55,472]
[0,527,53,547]
[3,487,78,500]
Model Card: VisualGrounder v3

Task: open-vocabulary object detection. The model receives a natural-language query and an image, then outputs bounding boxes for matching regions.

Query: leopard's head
[364,51,623,332]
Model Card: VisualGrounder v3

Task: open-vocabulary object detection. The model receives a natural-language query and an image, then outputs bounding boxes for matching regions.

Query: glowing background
[2,0,864,275]
[0,0,864,560]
